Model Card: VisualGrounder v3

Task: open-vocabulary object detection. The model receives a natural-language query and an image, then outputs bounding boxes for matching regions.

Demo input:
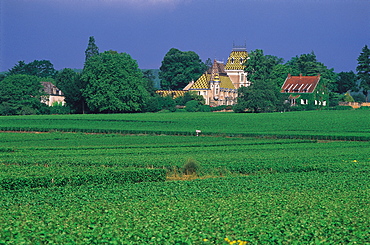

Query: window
[230,58,234,64]
[300,99,308,105]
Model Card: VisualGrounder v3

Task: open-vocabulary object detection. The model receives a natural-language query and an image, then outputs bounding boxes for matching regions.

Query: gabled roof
[207,61,226,74]
[225,50,248,71]
[186,73,236,91]
[190,74,210,90]
[219,75,236,89]
[156,90,186,98]
[41,82,64,96]
[281,74,321,93]
[186,60,236,91]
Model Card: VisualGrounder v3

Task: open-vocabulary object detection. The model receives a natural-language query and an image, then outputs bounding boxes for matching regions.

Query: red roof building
[280,74,328,107]
[281,74,320,93]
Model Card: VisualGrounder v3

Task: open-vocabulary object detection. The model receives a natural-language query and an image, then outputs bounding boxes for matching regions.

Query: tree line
[234,46,370,113]
[0,36,369,115]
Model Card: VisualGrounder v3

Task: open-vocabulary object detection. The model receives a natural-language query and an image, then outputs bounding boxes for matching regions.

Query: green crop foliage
[0,165,166,190]
[0,111,369,243]
[0,132,368,175]
[0,172,368,244]
[0,110,369,140]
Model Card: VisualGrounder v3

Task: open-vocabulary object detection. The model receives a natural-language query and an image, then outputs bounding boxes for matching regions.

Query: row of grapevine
[1,171,368,244]
[0,110,369,140]
[1,132,368,176]
[0,165,166,190]
[1,125,370,141]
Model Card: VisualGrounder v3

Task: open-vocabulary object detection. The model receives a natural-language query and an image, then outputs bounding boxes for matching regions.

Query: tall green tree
[142,70,156,96]
[8,60,56,78]
[85,36,99,62]
[81,50,149,113]
[0,75,46,115]
[7,61,27,75]
[205,58,213,71]
[55,68,86,113]
[356,45,370,102]
[335,71,358,94]
[234,49,287,113]
[159,48,206,90]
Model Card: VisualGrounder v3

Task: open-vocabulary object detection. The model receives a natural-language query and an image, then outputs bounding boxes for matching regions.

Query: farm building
[280,74,328,107]
[41,82,65,106]
[157,46,250,106]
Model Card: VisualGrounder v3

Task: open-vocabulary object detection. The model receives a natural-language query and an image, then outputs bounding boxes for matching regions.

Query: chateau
[157,46,249,106]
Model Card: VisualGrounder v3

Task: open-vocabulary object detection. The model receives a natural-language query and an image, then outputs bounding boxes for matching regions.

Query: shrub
[185,100,201,112]
[334,106,353,110]
[182,158,200,175]
[199,105,211,112]
[343,92,355,102]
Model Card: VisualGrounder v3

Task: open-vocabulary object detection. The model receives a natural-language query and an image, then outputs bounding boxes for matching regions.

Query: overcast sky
[1,0,369,73]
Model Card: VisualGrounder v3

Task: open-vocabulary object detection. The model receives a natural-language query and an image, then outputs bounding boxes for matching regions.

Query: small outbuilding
[41,82,65,106]
[280,74,328,107]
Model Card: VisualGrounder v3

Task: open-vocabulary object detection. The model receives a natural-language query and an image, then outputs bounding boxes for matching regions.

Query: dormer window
[240,58,244,64]
[230,58,234,64]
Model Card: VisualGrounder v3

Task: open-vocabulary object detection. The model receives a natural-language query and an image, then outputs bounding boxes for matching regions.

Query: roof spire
[210,60,220,82]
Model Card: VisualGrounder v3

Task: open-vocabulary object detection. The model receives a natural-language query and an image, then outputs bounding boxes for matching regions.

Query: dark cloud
[1,0,369,72]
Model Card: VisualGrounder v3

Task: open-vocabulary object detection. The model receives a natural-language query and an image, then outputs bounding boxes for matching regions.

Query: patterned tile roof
[190,74,210,89]
[225,51,248,70]
[281,74,321,93]
[187,73,236,90]
[156,90,186,98]
[219,75,236,89]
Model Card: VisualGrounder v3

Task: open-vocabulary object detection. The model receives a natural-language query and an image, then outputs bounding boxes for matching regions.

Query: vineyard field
[0,110,369,140]
[0,132,369,175]
[1,171,368,244]
[0,110,369,244]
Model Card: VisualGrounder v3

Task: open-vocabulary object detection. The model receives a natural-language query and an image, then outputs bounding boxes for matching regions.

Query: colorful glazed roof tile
[219,75,235,89]
[155,90,186,98]
[281,74,321,93]
[187,60,237,91]
[187,73,236,91]
[190,74,210,89]
[225,50,248,70]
